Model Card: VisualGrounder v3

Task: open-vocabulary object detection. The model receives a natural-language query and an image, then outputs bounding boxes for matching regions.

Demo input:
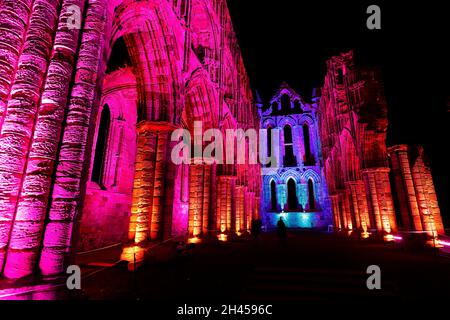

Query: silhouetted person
[251,219,262,239]
[277,217,287,243]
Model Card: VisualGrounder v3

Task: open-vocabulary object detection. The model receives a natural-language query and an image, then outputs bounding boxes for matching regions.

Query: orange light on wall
[121,245,145,262]
[188,237,202,244]
[218,234,228,242]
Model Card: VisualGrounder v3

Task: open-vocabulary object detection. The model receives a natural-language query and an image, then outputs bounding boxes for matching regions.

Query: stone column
[216,175,236,233]
[129,122,157,243]
[254,196,261,220]
[346,182,360,230]
[329,195,341,230]
[355,180,370,232]
[388,145,422,231]
[0,0,68,276]
[362,168,397,234]
[235,185,245,232]
[422,164,444,234]
[411,157,438,236]
[202,165,211,235]
[188,161,204,237]
[37,0,107,277]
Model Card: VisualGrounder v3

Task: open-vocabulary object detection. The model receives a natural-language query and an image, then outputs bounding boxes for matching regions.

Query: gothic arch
[111,2,184,124]
[183,69,219,131]
[280,170,301,184]
[302,169,321,184]
[298,114,315,127]
[278,115,296,128]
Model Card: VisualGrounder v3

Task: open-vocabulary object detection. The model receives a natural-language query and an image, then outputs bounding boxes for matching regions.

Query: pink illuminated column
[3,0,86,279]
[0,0,34,129]
[38,0,107,277]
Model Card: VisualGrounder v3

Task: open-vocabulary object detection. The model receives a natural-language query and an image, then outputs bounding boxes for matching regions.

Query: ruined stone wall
[318,51,444,238]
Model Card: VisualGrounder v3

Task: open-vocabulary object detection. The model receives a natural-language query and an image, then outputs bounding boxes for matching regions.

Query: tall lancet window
[281,94,291,113]
[270,180,277,211]
[267,126,272,158]
[308,179,316,211]
[92,105,110,187]
[284,125,295,166]
[287,178,298,211]
[303,123,313,165]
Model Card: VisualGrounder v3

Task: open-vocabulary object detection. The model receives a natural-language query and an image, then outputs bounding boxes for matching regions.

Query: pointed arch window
[303,123,314,165]
[294,100,303,113]
[267,126,272,158]
[308,179,316,211]
[270,180,277,211]
[284,125,296,167]
[281,94,291,113]
[92,105,110,187]
[287,178,298,211]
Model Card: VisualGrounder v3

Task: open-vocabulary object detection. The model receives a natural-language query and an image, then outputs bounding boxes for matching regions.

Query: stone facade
[259,83,332,230]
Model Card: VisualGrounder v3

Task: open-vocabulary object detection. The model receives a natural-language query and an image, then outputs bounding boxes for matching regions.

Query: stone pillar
[129,123,157,243]
[355,180,370,232]
[202,165,211,235]
[188,162,212,237]
[216,175,235,233]
[342,190,353,230]
[188,162,203,237]
[346,182,360,230]
[37,0,107,277]
[388,145,422,231]
[254,196,261,220]
[244,190,253,231]
[329,194,341,230]
[362,168,397,234]
[235,185,245,232]
[411,156,444,235]
[209,164,218,234]
[422,164,444,234]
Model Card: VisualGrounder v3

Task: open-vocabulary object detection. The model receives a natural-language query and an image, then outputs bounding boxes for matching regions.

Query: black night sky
[227,0,449,225]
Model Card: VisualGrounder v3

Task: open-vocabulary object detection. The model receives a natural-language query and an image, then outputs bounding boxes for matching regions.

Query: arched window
[106,37,131,74]
[271,101,279,112]
[287,178,298,211]
[294,100,302,113]
[308,179,316,211]
[92,105,110,186]
[303,123,313,165]
[267,126,272,158]
[281,94,291,112]
[337,68,344,85]
[270,180,277,211]
[284,125,292,143]
[284,125,295,166]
